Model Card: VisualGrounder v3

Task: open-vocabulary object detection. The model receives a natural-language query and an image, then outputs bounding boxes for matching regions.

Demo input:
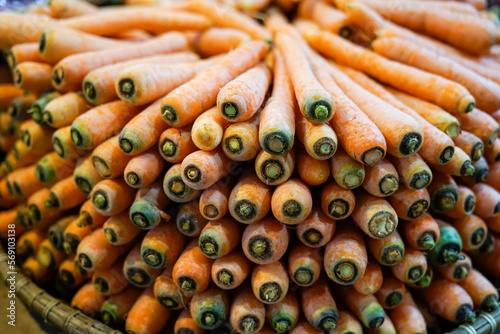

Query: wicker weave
[0,245,121,334]
[448,308,500,334]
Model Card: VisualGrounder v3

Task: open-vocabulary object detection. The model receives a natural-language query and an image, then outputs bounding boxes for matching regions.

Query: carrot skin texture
[297,205,336,248]
[126,286,171,334]
[242,218,290,265]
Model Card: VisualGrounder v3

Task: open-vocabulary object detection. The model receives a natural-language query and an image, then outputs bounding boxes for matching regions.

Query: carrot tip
[179,277,196,292]
[443,249,464,264]
[28,205,40,221]
[169,178,187,196]
[400,133,422,156]
[385,291,403,308]
[126,268,150,287]
[311,102,331,121]
[142,247,165,268]
[48,230,59,249]
[52,137,65,158]
[21,131,32,148]
[234,199,257,221]
[44,193,59,209]
[283,200,302,218]
[70,128,83,147]
[339,26,353,39]
[104,228,117,244]
[446,124,460,139]
[408,199,428,219]
[420,234,436,250]
[465,102,475,113]
[93,192,108,210]
[52,67,64,86]
[383,246,403,265]
[158,296,180,309]
[118,79,135,99]
[482,296,499,312]
[248,236,272,261]
[119,137,134,154]
[241,316,258,333]
[222,102,238,119]
[199,236,219,258]
[60,270,75,286]
[471,228,486,246]
[161,140,176,157]
[203,204,219,219]
[274,319,292,334]
[368,317,384,330]
[302,228,323,246]
[78,254,92,269]
[439,146,455,165]
[369,211,397,238]
[94,277,108,293]
[314,138,336,159]
[261,160,283,182]
[75,176,92,195]
[39,32,47,54]
[83,82,96,102]
[184,165,201,183]
[225,136,242,153]
[461,162,475,176]
[13,69,22,86]
[162,105,177,123]
[126,172,140,186]
[101,311,113,326]
[217,269,233,286]
[411,171,431,189]
[380,175,398,195]
[259,282,282,303]
[334,261,357,283]
[293,267,313,285]
[343,171,363,189]
[453,265,469,280]
[92,156,112,178]
[63,241,73,255]
[5,50,15,69]
[202,312,218,328]
[263,132,291,155]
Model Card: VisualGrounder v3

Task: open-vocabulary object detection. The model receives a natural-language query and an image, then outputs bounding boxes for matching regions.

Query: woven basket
[447,308,500,334]
[0,245,121,334]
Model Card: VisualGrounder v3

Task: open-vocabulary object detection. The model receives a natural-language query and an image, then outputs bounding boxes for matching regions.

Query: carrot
[389,88,461,139]
[296,114,337,161]
[27,188,65,231]
[0,84,24,110]
[352,192,398,239]
[451,215,488,251]
[454,108,499,146]
[171,0,270,41]
[375,270,406,309]
[402,213,440,251]
[372,36,500,113]
[174,308,205,334]
[468,236,500,279]
[59,255,89,287]
[36,238,67,269]
[486,213,500,233]
[16,229,45,259]
[0,178,18,209]
[366,230,405,266]
[333,284,385,329]
[190,286,230,330]
[154,266,191,309]
[7,164,44,199]
[242,217,290,265]
[84,52,199,105]
[71,101,141,150]
[101,286,143,330]
[324,223,368,284]
[471,183,500,218]
[266,292,300,333]
[126,286,171,334]
[11,140,45,169]
[251,261,289,305]
[0,208,22,238]
[298,0,352,38]
[161,41,269,127]
[76,228,130,271]
[52,126,86,162]
[176,200,208,237]
[124,244,163,288]
[390,246,428,283]
[199,180,231,221]
[211,248,251,291]
[28,91,61,125]
[217,63,271,123]
[73,155,103,195]
[431,147,474,177]
[465,155,490,184]
[258,50,295,156]
[427,170,460,212]
[484,138,500,163]
[71,282,108,317]
[39,27,128,64]
[300,26,475,114]
[421,277,476,323]
[141,221,185,269]
[172,239,213,297]
[62,218,92,254]
[8,94,37,122]
[436,253,472,281]
[486,161,500,190]
[52,32,189,92]
[49,0,98,19]
[91,178,136,216]
[353,257,383,295]
[48,215,76,250]
[42,92,90,128]
[427,220,465,266]
[103,211,142,246]
[229,286,266,334]
[44,175,86,210]
[271,178,312,225]
[222,114,260,162]
[181,147,231,190]
[297,147,330,186]
[190,107,229,152]
[19,120,55,154]
[362,158,399,197]
[329,147,364,190]
[291,320,324,334]
[388,292,426,334]
[22,256,53,286]
[459,268,499,311]
[389,185,429,221]
[0,113,16,137]
[35,151,76,185]
[5,43,44,69]
[15,205,32,229]
[287,243,321,287]
[193,27,251,58]
[297,204,336,248]
[91,135,132,179]
[198,217,242,260]
[158,125,197,163]
[116,58,214,106]
[13,62,52,93]
[129,180,170,230]
[453,131,484,163]
[254,149,295,186]
[164,164,200,204]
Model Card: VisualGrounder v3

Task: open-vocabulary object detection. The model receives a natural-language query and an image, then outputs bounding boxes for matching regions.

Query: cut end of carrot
[28,205,41,221]
[52,137,65,158]
[199,236,219,258]
[217,269,233,286]
[48,230,60,249]
[83,82,96,102]
[39,32,47,54]
[408,199,428,219]
[471,143,483,162]
[20,130,32,148]
[408,266,424,283]
[70,128,84,147]
[222,102,239,119]
[37,247,54,268]
[319,317,337,331]
[334,261,357,283]
[283,200,302,218]
[368,211,397,238]
[119,137,134,154]
[118,79,135,100]
[481,295,499,312]
[60,270,75,286]
[419,234,436,251]
[343,171,363,189]
[162,105,178,124]
[380,175,399,196]
[5,50,15,69]
[446,124,460,139]
[241,316,259,333]
[126,268,150,287]
[367,316,384,330]
[101,310,114,326]
[382,245,403,265]
[63,241,74,255]
[400,133,422,156]
[184,165,201,183]
[158,296,180,309]
[259,282,282,303]
[385,291,403,308]
[309,101,331,122]
[179,216,196,235]
[439,146,455,165]
[7,104,17,118]
[495,203,500,215]
[234,199,257,221]
[13,69,22,87]
[93,191,108,210]
[52,66,64,86]
[453,264,470,280]
[126,172,141,187]
[104,228,118,244]
[78,253,92,269]
[248,236,272,261]
[201,312,219,329]
[142,247,165,268]
[471,228,486,246]
[456,306,476,324]
[461,161,475,176]
[76,212,90,228]
[162,139,177,157]
[261,160,284,183]
[442,249,465,264]
[94,276,109,294]
[339,26,353,39]
[302,228,323,246]
[274,319,292,334]
[44,193,60,209]
[179,277,196,292]
[411,171,431,190]
[203,204,220,219]
[263,132,290,155]
[293,267,313,285]
[225,136,242,153]
[92,156,112,178]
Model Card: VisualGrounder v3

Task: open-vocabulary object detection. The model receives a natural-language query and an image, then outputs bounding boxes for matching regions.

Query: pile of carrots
[1,0,500,333]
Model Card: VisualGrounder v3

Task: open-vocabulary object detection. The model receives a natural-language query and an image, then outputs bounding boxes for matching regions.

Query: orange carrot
[93,257,129,295]
[141,221,186,269]
[13,62,52,93]
[123,244,163,288]
[352,191,398,239]
[297,205,336,248]
[222,114,261,162]
[0,84,24,110]
[265,291,299,333]
[254,149,295,186]
[402,213,441,251]
[161,41,269,127]
[288,243,322,287]
[454,108,499,146]
[375,270,406,309]
[484,138,500,163]
[91,135,132,179]
[258,50,296,156]
[427,170,460,212]
[62,218,92,254]
[52,126,87,162]
[154,266,191,310]
[172,239,213,297]
[330,146,365,190]
[101,286,143,330]
[242,217,290,265]
[324,224,368,284]
[174,308,205,334]
[190,286,230,330]
[176,200,208,237]
[454,130,484,163]
[452,215,488,251]
[229,286,266,334]
[389,185,429,220]
[73,155,103,195]
[27,188,65,231]
[42,92,90,128]
[163,164,200,205]
[52,32,189,92]
[199,180,231,221]
[91,178,136,216]
[158,125,197,163]
[298,0,352,38]
[218,63,271,122]
[181,147,231,190]
[129,180,170,230]
[431,147,474,177]
[388,292,426,334]
[0,178,18,210]
[367,230,405,266]
[191,106,230,151]
[71,282,108,317]
[443,186,476,219]
[7,164,44,199]
[363,158,399,197]
[300,276,338,330]
[19,119,55,154]
[0,209,21,238]
[390,246,427,283]
[103,211,142,246]
[5,43,44,69]
[199,217,242,259]
[35,151,76,185]
[58,255,89,287]
[49,0,98,18]
[193,27,251,58]
[8,94,37,122]
[28,91,62,125]
[471,183,500,218]
[458,268,499,311]
[44,175,86,210]
[211,248,251,290]
[16,228,45,259]
[486,213,500,233]
[22,256,53,286]
[296,111,338,160]
[36,238,67,269]
[297,147,330,186]
[436,253,472,281]
[486,161,500,190]
[271,178,312,225]
[251,261,289,305]
[353,257,383,295]
[48,215,76,250]
[126,286,171,334]
[71,101,141,150]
